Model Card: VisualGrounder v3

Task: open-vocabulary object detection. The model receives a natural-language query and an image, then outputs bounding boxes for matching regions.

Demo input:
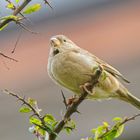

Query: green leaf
[52,121,58,127]
[44,114,56,123]
[0,15,18,21]
[115,124,124,138]
[28,98,37,106]
[37,127,46,136]
[44,114,58,129]
[65,127,71,134]
[29,117,42,126]
[103,122,109,128]
[104,130,117,140]
[15,0,20,3]
[0,24,8,31]
[23,4,41,14]
[113,117,122,122]
[0,15,20,31]
[112,117,124,138]
[6,3,14,9]
[64,120,76,134]
[19,106,31,113]
[94,126,105,140]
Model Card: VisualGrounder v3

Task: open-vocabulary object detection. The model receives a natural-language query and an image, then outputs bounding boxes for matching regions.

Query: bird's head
[49,35,79,56]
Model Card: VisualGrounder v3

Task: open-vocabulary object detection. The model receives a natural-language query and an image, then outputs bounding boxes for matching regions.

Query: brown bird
[48,35,140,109]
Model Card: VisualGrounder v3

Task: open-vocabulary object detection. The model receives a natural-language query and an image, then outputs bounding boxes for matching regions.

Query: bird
[47,35,140,110]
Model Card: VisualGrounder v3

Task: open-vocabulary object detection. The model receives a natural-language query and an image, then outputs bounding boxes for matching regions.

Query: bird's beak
[50,37,61,47]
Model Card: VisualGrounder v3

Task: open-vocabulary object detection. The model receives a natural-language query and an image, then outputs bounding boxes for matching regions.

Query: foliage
[87,117,124,140]
[4,90,76,140]
[0,0,51,31]
[23,4,41,14]
[5,90,140,140]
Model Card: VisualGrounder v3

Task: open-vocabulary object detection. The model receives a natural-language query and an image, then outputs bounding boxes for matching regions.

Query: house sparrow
[48,35,140,109]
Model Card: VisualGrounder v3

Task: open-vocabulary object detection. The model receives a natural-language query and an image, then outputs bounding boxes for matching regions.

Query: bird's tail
[117,88,140,110]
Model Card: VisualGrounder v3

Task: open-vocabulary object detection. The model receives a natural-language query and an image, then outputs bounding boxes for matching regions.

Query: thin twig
[4,89,57,137]
[17,22,39,34]
[0,52,18,62]
[48,66,102,140]
[13,0,31,16]
[4,89,42,119]
[61,90,68,109]
[5,0,33,25]
[43,0,53,9]
[0,0,53,29]
[0,0,32,29]
[5,0,25,17]
[11,29,22,53]
[120,113,140,126]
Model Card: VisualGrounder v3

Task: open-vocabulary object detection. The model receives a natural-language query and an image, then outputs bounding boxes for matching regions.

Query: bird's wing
[94,56,130,83]
[79,49,130,83]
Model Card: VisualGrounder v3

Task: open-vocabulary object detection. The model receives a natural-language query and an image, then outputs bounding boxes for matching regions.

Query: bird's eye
[63,39,66,42]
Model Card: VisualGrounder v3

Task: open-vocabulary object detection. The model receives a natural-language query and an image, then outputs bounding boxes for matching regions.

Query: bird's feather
[95,57,130,83]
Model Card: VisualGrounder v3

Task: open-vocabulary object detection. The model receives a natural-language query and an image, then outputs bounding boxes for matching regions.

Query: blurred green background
[0,0,140,140]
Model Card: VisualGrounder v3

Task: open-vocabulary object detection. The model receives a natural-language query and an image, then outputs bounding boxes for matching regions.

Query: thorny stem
[61,90,68,110]
[43,0,53,9]
[48,66,103,140]
[4,66,102,140]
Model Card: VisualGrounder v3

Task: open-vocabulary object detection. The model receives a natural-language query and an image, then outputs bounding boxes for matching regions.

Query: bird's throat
[53,49,60,56]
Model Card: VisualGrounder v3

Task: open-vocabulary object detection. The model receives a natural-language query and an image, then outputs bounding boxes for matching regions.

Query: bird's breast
[49,51,98,94]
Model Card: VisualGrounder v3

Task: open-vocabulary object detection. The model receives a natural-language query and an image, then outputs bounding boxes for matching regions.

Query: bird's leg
[67,95,77,106]
[81,65,103,95]
[67,95,81,114]
[61,90,79,110]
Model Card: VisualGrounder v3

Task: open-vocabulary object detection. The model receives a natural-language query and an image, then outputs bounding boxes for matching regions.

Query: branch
[61,90,68,110]
[4,89,57,139]
[11,29,22,53]
[0,52,18,62]
[13,0,31,16]
[0,0,52,29]
[120,113,140,126]
[4,89,41,118]
[48,67,102,140]
[98,113,140,139]
[4,89,47,130]
[17,22,39,34]
[43,0,53,9]
[0,0,31,29]
[5,0,28,19]
[3,66,102,140]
